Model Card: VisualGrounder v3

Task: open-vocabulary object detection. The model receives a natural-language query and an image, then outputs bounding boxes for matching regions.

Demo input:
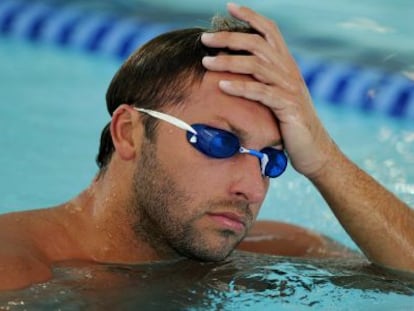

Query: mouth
[206,211,247,233]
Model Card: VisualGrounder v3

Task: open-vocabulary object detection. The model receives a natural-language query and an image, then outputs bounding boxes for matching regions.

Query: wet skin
[0,71,352,291]
[144,71,279,257]
[1,2,414,292]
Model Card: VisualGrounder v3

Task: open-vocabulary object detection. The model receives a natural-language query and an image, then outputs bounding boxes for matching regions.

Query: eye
[187,124,241,158]
[261,147,288,178]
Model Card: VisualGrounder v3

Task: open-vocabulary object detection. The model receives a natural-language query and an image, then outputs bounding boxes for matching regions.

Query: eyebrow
[216,117,284,148]
[269,138,284,148]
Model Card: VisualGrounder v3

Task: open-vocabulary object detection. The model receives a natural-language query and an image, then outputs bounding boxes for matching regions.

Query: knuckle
[261,84,273,98]
[222,31,233,40]
[249,34,265,50]
[240,80,250,90]
[256,56,267,70]
[267,19,278,30]
[244,58,256,72]
[251,33,264,43]
[226,55,238,67]
[290,82,301,93]
[214,31,230,42]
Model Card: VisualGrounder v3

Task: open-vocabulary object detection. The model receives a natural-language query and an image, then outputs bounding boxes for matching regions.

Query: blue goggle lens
[261,147,288,178]
[186,124,288,178]
[187,124,240,158]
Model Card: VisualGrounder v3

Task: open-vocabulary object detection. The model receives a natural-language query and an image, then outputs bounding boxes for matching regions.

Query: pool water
[0,37,116,212]
[1,253,414,310]
[1,1,414,309]
[1,36,413,248]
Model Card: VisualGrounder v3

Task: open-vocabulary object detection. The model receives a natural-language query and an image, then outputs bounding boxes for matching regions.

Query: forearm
[198,3,414,271]
[310,147,414,271]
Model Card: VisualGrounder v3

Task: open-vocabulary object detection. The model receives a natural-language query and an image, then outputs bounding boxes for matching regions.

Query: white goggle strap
[260,153,269,176]
[134,107,198,135]
[239,147,268,175]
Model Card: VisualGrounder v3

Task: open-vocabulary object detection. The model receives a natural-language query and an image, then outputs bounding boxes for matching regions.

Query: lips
[207,211,247,232]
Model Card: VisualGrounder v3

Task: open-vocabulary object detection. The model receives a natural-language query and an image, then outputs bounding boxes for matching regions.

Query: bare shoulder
[0,239,52,290]
[238,220,360,259]
[0,210,56,290]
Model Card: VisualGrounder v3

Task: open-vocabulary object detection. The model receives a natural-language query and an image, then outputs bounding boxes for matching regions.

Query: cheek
[157,130,230,196]
[166,156,233,202]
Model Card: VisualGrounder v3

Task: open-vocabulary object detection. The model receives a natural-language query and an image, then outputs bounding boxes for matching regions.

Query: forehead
[178,71,281,146]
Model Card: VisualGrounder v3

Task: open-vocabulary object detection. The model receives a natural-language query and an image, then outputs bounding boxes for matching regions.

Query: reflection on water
[1,252,413,310]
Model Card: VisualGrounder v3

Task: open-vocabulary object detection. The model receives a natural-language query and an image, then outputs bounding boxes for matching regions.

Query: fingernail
[227,2,240,9]
[201,33,214,41]
[219,80,232,88]
[202,56,216,65]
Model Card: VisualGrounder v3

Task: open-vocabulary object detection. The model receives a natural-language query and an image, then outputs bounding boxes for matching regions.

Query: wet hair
[96,16,257,173]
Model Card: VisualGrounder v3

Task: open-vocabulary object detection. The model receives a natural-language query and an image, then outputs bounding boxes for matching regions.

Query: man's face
[131,71,282,261]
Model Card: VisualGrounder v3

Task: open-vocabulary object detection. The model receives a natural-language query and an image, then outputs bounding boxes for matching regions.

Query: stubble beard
[130,139,247,262]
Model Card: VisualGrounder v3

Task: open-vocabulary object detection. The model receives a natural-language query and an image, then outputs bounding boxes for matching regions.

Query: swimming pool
[1,0,414,309]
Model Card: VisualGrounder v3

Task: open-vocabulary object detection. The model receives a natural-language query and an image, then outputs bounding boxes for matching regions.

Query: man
[1,3,413,291]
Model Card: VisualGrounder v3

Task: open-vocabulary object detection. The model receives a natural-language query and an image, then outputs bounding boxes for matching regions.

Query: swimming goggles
[134,107,288,178]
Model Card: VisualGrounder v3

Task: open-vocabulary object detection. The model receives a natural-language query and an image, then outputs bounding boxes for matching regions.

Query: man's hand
[201,3,414,273]
[201,3,337,178]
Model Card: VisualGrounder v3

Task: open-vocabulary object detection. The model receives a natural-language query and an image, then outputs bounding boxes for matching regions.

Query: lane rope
[1,0,413,119]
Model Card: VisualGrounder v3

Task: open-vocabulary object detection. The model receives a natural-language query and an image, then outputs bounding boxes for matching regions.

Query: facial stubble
[130,139,250,261]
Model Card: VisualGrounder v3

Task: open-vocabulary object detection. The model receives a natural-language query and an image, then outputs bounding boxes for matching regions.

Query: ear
[110,104,142,161]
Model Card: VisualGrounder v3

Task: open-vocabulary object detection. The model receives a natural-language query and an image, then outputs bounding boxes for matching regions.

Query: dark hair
[96,16,257,172]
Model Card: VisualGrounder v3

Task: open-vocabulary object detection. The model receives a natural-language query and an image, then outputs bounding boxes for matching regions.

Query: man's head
[95,16,283,262]
[96,16,257,171]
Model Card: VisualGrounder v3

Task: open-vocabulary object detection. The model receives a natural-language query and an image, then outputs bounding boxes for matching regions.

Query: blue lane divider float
[0,0,175,59]
[1,0,413,120]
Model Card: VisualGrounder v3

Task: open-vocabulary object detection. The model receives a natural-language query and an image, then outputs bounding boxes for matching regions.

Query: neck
[60,169,180,264]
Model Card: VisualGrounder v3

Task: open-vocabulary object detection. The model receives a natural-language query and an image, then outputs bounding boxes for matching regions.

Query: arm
[237,220,359,259]
[309,146,414,270]
[0,239,52,290]
[201,3,414,271]
[0,212,54,290]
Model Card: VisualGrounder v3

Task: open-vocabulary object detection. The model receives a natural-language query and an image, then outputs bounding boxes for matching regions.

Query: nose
[228,153,268,204]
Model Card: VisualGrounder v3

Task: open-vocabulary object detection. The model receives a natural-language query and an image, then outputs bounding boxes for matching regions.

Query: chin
[169,224,245,262]
[187,249,234,262]
[180,238,240,262]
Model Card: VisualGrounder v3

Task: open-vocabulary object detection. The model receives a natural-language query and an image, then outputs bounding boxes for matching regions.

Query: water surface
[1,252,414,310]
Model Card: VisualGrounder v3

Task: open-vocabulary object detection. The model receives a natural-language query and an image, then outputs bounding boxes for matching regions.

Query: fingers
[200,5,302,85]
[202,55,295,91]
[199,4,333,177]
[201,32,279,67]
[200,3,306,117]
[199,2,306,113]
[218,80,298,118]
[226,2,290,56]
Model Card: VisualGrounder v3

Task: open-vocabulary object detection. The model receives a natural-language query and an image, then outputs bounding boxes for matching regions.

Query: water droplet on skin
[84,272,93,279]
[7,300,25,306]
